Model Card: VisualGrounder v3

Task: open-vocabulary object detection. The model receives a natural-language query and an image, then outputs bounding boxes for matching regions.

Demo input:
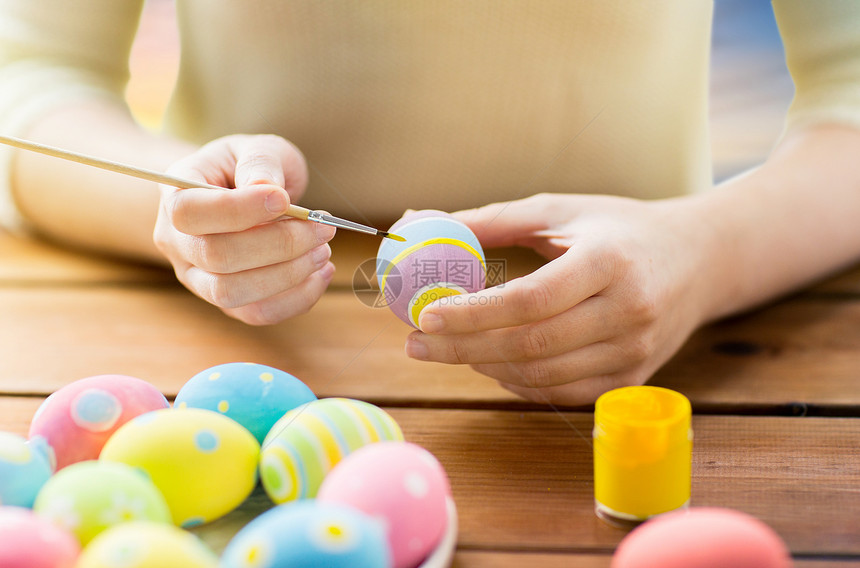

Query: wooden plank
[0,396,40,436]
[0,224,545,290]
[0,286,510,402]
[9,221,857,295]
[652,298,860,412]
[454,552,859,568]
[5,282,860,410]
[1,397,857,557]
[0,230,173,285]
[451,552,611,568]
[449,554,860,568]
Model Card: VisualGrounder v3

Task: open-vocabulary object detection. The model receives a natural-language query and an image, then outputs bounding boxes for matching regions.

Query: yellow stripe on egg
[379,237,486,296]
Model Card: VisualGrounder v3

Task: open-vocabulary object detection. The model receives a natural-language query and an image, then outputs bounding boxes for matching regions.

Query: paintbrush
[0,134,404,241]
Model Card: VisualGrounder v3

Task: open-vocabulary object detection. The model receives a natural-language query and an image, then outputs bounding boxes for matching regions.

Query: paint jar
[593,386,692,527]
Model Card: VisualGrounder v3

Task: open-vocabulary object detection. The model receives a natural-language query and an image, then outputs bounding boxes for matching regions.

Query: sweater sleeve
[0,0,144,231]
[773,0,860,133]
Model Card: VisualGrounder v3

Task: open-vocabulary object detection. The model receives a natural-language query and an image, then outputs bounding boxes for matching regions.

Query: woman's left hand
[404,192,719,406]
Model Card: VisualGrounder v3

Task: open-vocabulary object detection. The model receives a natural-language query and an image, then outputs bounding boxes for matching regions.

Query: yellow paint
[409,286,462,327]
[379,237,485,294]
[593,386,692,522]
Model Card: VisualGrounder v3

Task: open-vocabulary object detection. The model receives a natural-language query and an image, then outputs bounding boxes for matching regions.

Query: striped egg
[377,210,485,328]
[259,398,404,503]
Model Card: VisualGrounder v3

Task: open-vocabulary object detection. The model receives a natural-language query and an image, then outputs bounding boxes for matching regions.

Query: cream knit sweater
[0,1,858,228]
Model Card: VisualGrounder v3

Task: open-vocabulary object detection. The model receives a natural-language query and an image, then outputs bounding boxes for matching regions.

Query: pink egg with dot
[318,441,452,568]
[0,506,80,568]
[612,507,792,568]
[29,375,169,470]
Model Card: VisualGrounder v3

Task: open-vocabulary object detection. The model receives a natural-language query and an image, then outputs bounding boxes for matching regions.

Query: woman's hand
[404,192,718,406]
[153,134,336,325]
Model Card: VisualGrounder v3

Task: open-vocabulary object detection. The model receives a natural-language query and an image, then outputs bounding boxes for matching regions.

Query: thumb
[231,135,308,201]
[452,195,558,249]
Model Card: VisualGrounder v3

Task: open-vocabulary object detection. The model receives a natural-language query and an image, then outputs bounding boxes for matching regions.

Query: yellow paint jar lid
[594,385,691,456]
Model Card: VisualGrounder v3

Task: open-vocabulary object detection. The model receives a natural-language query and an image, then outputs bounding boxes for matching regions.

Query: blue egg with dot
[174,363,317,444]
[221,500,391,568]
[0,431,54,507]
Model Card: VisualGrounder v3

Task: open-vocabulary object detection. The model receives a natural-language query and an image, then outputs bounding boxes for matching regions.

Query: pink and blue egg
[28,374,169,471]
[377,210,486,328]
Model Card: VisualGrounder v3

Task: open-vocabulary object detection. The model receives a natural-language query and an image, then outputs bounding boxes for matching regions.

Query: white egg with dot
[75,521,219,568]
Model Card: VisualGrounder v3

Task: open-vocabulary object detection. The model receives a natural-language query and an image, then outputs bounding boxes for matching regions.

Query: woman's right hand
[153,134,336,325]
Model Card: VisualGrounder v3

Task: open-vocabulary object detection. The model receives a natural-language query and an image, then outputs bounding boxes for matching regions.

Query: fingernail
[418,312,443,333]
[265,190,288,214]
[406,336,429,360]
[315,221,336,241]
[311,244,331,268]
[319,262,336,281]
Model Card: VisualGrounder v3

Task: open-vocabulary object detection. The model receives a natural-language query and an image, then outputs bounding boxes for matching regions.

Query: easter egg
[28,374,169,470]
[99,408,260,528]
[0,431,53,507]
[33,460,171,545]
[221,500,391,568]
[0,506,80,568]
[318,441,452,568]
[174,362,317,444]
[76,521,219,568]
[260,398,404,503]
[377,210,485,328]
[611,507,792,568]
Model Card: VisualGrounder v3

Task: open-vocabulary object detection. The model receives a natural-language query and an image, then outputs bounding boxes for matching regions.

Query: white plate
[418,497,458,568]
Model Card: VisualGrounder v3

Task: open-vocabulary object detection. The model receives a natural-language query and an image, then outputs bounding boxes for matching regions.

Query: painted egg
[611,507,792,568]
[260,398,404,503]
[377,210,485,328]
[318,441,452,568]
[221,500,391,568]
[0,431,53,508]
[28,374,169,470]
[33,460,171,546]
[0,506,80,568]
[99,408,260,528]
[174,362,317,444]
[75,521,219,568]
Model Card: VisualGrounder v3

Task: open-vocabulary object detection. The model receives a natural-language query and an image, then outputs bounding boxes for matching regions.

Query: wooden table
[1,228,859,567]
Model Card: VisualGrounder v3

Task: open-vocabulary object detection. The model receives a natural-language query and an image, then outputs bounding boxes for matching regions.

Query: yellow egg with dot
[100,408,259,528]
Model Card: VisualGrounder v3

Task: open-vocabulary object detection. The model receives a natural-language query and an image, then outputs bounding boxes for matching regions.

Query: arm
[12,100,195,263]
[405,123,860,406]
[405,0,860,406]
[1,2,334,324]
